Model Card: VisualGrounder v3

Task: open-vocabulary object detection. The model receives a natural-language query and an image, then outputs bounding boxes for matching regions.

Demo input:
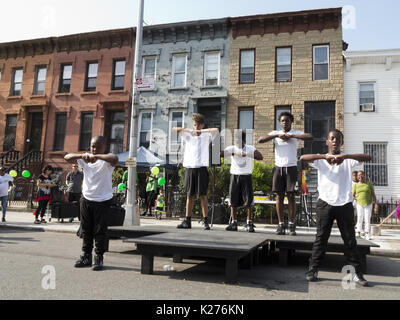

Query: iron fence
[374,197,399,225]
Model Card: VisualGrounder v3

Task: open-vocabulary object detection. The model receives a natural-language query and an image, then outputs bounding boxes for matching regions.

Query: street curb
[0,224,76,235]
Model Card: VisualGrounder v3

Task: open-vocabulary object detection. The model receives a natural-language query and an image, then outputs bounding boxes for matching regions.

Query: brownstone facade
[227,8,345,163]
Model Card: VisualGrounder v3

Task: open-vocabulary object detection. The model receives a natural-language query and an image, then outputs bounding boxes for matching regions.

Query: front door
[104,110,125,154]
[26,112,43,152]
[198,106,221,132]
[304,102,335,155]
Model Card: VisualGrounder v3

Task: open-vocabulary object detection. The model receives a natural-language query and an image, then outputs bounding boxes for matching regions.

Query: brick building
[227,8,346,162]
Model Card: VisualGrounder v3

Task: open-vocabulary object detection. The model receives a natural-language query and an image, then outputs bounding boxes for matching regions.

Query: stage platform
[107,226,379,283]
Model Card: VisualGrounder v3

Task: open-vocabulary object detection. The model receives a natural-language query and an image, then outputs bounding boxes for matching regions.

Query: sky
[1,0,399,51]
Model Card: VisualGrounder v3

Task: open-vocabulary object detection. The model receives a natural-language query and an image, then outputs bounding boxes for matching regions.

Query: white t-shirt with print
[77,158,115,202]
[224,145,256,175]
[268,130,303,167]
[0,174,13,197]
[180,131,213,168]
[310,154,361,206]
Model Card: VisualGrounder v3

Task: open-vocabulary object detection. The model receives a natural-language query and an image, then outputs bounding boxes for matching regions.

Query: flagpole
[125,0,144,226]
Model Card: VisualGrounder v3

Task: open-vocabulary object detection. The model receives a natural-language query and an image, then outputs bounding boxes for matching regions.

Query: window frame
[112,59,126,91]
[33,65,47,95]
[171,54,187,89]
[10,68,24,96]
[364,142,388,187]
[84,61,98,92]
[168,110,185,152]
[203,51,221,87]
[138,112,153,149]
[78,112,94,151]
[359,82,376,112]
[313,44,330,81]
[237,106,255,145]
[239,49,256,84]
[59,64,73,93]
[3,114,18,151]
[53,113,67,151]
[275,47,292,82]
[142,56,157,80]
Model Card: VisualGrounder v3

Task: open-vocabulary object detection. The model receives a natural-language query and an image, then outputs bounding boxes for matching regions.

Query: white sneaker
[365,233,370,241]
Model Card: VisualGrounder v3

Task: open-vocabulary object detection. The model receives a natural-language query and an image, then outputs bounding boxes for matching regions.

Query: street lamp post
[125,0,144,226]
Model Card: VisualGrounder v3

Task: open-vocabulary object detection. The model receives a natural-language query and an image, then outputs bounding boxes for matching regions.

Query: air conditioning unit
[360,103,375,112]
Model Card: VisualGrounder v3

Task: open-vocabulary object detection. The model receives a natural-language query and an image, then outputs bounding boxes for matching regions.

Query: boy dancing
[258,112,313,235]
[65,136,118,271]
[300,129,370,286]
[222,131,263,232]
[173,114,219,230]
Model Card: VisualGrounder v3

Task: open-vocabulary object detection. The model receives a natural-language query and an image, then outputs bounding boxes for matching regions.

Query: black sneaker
[226,221,238,231]
[177,218,192,229]
[92,255,104,271]
[74,254,92,268]
[2,217,5,223]
[34,220,41,224]
[245,221,256,233]
[140,211,148,217]
[306,268,318,282]
[276,223,286,235]
[354,273,369,287]
[289,223,297,236]
[201,217,210,230]
[41,219,47,224]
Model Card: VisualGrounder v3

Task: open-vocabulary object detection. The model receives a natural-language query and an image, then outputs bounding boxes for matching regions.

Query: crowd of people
[0,112,376,286]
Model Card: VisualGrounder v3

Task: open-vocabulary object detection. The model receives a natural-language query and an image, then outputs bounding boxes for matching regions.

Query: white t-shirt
[310,154,361,206]
[77,158,115,202]
[224,145,256,175]
[0,174,13,197]
[180,131,213,168]
[269,130,303,167]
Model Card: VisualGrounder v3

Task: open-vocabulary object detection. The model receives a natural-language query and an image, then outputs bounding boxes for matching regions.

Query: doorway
[26,112,43,153]
[304,101,335,155]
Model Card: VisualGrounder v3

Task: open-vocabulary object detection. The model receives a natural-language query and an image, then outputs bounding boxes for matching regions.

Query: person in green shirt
[141,171,158,217]
[155,189,165,220]
[353,170,377,240]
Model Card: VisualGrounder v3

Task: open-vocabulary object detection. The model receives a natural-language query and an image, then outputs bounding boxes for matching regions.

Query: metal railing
[8,150,43,172]
[375,197,399,225]
[0,149,20,167]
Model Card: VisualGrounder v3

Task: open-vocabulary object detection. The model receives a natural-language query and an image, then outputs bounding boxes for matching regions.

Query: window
[204,52,220,86]
[112,59,126,90]
[11,68,23,96]
[3,115,17,151]
[276,47,292,82]
[238,107,254,145]
[59,64,72,93]
[34,66,47,95]
[139,112,152,149]
[169,111,184,152]
[240,49,255,84]
[275,106,292,130]
[143,56,156,79]
[359,83,375,112]
[53,113,67,151]
[313,45,329,81]
[172,54,187,88]
[364,143,388,187]
[108,111,125,154]
[78,113,94,151]
[85,62,98,92]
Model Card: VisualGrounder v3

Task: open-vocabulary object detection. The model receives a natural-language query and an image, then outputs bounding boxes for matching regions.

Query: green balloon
[151,167,160,176]
[9,170,17,178]
[118,183,127,191]
[22,170,31,178]
[158,177,166,186]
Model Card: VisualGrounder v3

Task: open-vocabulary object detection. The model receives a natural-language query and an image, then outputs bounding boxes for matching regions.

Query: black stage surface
[107,226,379,282]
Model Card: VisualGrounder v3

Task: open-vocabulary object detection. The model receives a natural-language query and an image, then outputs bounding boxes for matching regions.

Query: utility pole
[125,0,144,226]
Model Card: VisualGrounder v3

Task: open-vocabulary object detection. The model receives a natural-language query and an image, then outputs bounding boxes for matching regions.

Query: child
[35,165,56,224]
[155,189,165,220]
[222,130,263,232]
[300,129,370,287]
[173,113,219,230]
[64,136,118,271]
[258,112,313,236]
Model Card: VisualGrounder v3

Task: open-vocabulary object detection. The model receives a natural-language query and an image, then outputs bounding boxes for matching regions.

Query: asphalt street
[0,229,399,300]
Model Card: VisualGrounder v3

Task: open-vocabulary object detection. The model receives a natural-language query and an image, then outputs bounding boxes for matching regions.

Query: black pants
[146,190,156,213]
[68,192,82,203]
[36,200,49,219]
[309,200,362,273]
[80,197,112,256]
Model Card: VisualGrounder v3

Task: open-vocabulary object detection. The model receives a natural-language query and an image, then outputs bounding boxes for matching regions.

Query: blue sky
[1,0,399,51]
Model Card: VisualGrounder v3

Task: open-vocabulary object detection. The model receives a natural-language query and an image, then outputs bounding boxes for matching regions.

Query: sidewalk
[1,208,399,258]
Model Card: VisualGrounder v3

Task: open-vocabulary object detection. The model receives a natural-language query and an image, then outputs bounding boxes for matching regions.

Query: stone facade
[227,8,345,163]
